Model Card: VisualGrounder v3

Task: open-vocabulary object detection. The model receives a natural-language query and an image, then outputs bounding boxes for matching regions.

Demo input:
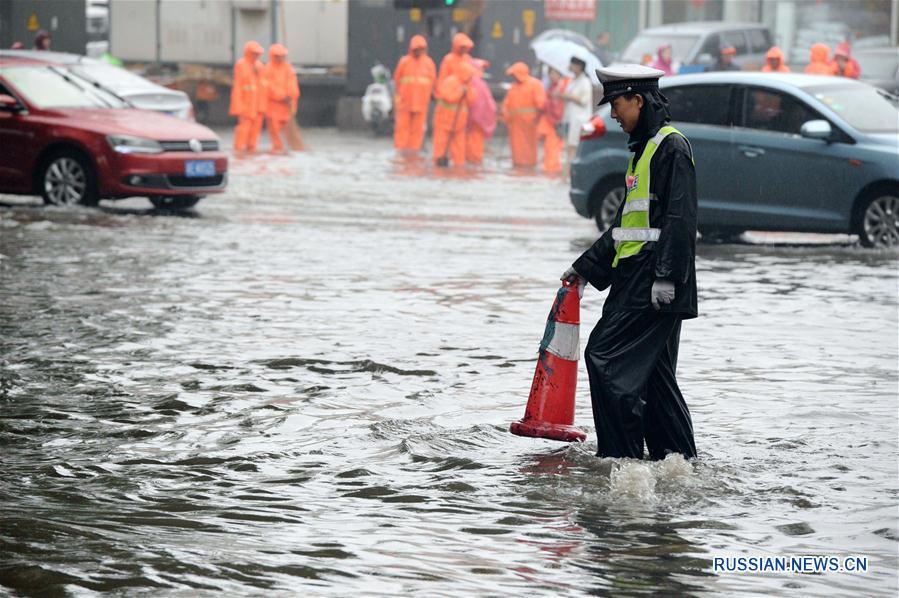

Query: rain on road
[1,130,897,596]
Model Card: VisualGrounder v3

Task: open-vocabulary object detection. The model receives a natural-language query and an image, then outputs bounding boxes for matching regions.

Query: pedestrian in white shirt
[555,57,594,181]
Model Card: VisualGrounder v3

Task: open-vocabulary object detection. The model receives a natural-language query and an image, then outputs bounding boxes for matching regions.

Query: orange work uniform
[466,125,486,164]
[438,33,474,86]
[832,58,861,78]
[502,62,546,168]
[831,42,861,79]
[432,63,477,166]
[804,43,834,75]
[229,41,265,154]
[393,35,436,151]
[263,44,300,153]
[537,76,568,174]
[762,46,791,73]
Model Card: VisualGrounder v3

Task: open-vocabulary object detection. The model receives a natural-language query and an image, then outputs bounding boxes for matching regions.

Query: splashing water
[605,454,693,503]
[609,460,658,501]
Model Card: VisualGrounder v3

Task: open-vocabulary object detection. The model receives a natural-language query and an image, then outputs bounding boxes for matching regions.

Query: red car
[0,56,227,210]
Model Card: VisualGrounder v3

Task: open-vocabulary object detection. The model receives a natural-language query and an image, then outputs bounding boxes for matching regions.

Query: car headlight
[106,135,163,154]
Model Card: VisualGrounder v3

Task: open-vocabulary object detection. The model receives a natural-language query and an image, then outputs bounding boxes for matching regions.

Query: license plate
[185,160,215,177]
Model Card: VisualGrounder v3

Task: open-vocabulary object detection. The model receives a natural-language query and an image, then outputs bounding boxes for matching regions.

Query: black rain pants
[585,310,697,460]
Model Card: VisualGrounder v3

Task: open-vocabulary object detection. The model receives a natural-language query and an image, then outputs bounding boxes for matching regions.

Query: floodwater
[1,129,897,597]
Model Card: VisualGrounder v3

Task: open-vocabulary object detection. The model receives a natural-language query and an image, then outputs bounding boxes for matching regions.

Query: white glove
[561,266,586,298]
[560,266,579,281]
[651,279,675,310]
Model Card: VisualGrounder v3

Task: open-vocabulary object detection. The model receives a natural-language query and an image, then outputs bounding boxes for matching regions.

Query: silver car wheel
[862,195,899,248]
[44,157,87,206]
[598,186,625,231]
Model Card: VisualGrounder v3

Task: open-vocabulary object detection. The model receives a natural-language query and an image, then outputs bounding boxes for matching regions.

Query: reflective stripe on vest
[399,76,434,85]
[437,99,467,112]
[621,198,650,215]
[612,227,661,242]
[612,125,688,267]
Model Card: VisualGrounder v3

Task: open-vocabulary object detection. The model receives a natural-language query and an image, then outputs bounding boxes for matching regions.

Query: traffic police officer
[562,64,698,461]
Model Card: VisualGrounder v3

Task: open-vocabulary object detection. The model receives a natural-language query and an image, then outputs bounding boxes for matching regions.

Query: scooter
[361,63,393,137]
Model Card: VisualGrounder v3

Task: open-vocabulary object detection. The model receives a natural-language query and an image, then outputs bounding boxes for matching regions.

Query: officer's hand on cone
[651,279,675,310]
[561,266,586,298]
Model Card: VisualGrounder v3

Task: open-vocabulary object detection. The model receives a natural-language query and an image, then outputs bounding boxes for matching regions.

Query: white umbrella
[532,28,596,52]
[531,39,603,84]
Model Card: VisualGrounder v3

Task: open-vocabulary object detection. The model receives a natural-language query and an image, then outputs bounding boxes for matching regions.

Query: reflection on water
[1,130,897,596]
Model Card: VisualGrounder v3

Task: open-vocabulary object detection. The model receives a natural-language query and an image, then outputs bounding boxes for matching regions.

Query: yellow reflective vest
[612,125,693,267]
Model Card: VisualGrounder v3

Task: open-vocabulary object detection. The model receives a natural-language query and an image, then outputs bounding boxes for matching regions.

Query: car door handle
[739,145,765,158]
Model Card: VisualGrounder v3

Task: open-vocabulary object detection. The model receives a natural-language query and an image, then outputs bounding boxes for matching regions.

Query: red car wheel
[40,149,98,207]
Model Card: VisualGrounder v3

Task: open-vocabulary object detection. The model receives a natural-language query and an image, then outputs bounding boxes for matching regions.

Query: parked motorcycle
[361,63,393,136]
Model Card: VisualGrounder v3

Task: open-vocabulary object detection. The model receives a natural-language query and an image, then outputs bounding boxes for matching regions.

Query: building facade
[0,0,88,53]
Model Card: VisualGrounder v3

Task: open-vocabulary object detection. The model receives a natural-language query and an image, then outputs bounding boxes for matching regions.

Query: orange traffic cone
[510,279,587,442]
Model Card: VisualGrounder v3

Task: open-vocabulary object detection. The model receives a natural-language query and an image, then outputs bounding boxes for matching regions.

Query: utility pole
[892,0,898,46]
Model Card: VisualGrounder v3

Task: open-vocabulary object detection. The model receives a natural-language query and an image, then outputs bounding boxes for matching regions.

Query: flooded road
[1,129,897,596]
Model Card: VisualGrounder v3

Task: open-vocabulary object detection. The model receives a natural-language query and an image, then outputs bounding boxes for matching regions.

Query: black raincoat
[573,89,698,318]
[572,89,698,460]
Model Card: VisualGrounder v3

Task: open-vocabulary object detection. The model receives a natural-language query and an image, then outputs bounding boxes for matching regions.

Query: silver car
[570,72,899,248]
[0,50,193,120]
[619,21,774,72]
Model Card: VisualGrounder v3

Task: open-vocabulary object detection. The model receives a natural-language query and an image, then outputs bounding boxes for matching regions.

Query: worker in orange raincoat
[393,35,436,152]
[432,62,477,167]
[229,40,265,156]
[501,62,546,168]
[537,67,568,174]
[762,46,791,72]
[465,59,497,165]
[263,44,300,154]
[804,43,834,75]
[438,33,474,85]
[831,42,861,79]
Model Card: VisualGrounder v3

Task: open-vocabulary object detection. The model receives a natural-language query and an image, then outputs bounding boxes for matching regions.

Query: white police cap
[596,64,666,105]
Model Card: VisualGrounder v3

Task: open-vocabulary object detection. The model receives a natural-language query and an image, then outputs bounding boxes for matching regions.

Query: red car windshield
[0,65,126,109]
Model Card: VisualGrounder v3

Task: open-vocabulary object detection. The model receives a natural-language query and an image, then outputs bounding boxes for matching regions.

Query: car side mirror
[0,94,20,112]
[800,119,832,141]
